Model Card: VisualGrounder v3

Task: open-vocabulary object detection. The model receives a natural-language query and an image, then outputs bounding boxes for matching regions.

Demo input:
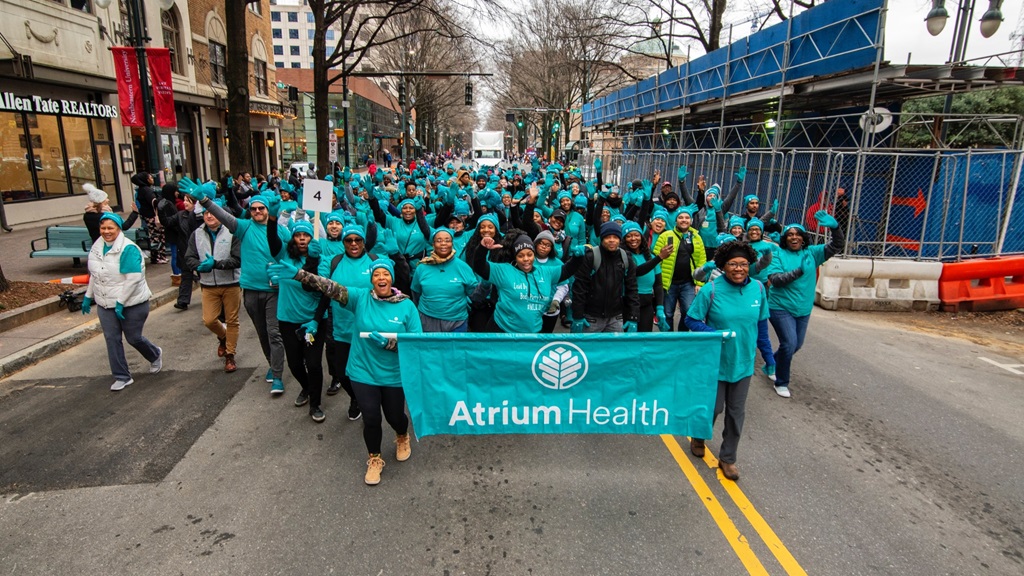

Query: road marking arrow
[892,188,927,218]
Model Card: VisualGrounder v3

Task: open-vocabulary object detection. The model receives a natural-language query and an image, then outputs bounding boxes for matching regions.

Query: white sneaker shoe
[150,347,163,374]
[111,378,134,391]
[775,386,791,398]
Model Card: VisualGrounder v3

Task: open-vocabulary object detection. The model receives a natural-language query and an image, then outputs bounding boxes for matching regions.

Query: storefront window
[32,114,70,198]
[0,112,34,202]
[62,117,97,193]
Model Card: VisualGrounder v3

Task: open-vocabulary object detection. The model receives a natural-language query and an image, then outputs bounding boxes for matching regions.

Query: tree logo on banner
[531,342,588,390]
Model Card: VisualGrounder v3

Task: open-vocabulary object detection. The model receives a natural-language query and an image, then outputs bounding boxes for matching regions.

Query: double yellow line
[661,434,807,576]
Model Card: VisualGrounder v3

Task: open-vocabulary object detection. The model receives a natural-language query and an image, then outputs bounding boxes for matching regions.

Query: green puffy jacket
[652,227,706,290]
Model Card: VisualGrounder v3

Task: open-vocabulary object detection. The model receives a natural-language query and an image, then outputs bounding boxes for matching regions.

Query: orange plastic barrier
[47,274,89,284]
[938,256,1024,312]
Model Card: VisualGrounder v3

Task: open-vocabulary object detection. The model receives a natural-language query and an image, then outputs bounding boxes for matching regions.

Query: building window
[248,2,261,16]
[160,9,182,75]
[210,41,227,85]
[288,29,299,40]
[254,59,268,96]
[307,29,314,41]
[287,12,298,23]
[291,63,300,69]
[272,28,282,39]
[273,45,283,56]
[275,62,284,68]
[307,13,315,23]
[326,30,335,42]
[290,46,300,56]
[271,12,280,22]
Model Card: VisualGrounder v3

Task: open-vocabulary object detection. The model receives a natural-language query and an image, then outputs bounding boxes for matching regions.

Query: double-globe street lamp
[924,0,1005,144]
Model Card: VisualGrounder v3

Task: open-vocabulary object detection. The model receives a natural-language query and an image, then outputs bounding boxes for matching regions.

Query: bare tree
[225,0,254,175]
[0,262,9,293]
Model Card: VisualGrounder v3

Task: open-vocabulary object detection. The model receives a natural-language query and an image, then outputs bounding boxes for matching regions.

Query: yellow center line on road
[660,434,769,575]
[695,438,808,576]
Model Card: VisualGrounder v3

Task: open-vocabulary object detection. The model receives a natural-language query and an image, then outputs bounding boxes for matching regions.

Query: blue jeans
[757,319,775,367]
[97,301,160,381]
[664,282,696,331]
[169,243,181,275]
[768,308,810,388]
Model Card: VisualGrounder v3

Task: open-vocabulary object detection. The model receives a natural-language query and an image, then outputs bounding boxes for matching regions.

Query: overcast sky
[883,1,1021,66]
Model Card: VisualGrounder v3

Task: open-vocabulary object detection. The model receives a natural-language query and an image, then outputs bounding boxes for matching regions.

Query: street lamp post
[96,0,174,174]
[925,0,1004,145]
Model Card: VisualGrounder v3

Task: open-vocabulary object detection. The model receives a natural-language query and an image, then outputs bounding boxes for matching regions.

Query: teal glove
[594,157,603,173]
[531,157,541,172]
[307,239,322,259]
[685,203,699,214]
[623,321,638,333]
[701,261,717,273]
[641,180,653,199]
[771,198,779,214]
[599,185,612,200]
[226,176,234,190]
[267,260,299,285]
[545,172,554,187]
[655,306,669,332]
[710,196,723,212]
[571,318,590,333]
[301,320,319,336]
[114,302,125,321]
[569,245,587,257]
[196,255,215,273]
[369,331,397,351]
[265,194,281,217]
[677,165,688,181]
[586,180,596,197]
[736,167,747,183]
[81,296,92,315]
[815,210,839,229]
[380,229,400,254]
[342,166,352,182]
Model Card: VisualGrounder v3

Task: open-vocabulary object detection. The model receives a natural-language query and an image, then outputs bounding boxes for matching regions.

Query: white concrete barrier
[814,258,943,312]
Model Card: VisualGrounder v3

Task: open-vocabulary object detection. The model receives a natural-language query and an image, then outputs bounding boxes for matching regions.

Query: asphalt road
[0,304,1021,575]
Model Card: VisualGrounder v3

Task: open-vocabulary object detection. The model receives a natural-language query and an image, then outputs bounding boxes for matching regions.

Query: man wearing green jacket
[652,208,706,331]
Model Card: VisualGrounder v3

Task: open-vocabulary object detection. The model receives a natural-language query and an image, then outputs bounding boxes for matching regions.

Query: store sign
[0,92,119,120]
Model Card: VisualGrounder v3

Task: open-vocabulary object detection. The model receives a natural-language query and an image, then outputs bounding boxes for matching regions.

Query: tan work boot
[396,434,411,462]
[689,438,705,458]
[365,454,385,485]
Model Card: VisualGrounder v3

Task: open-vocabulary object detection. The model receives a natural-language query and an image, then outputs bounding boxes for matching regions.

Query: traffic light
[517,116,524,129]
[464,82,473,106]
[552,121,560,133]
[398,83,406,107]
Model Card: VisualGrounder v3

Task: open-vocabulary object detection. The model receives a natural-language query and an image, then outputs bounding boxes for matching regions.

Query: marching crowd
[79,156,844,485]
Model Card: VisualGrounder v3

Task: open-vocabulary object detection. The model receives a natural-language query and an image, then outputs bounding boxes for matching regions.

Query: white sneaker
[775,386,791,398]
[150,347,163,374]
[111,378,134,391]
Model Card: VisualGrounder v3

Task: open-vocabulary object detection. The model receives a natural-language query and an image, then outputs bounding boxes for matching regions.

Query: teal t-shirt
[766,244,826,316]
[687,275,769,382]
[411,257,479,321]
[319,252,378,343]
[319,237,348,263]
[343,288,422,387]
[698,209,720,248]
[236,220,291,291]
[276,255,320,323]
[387,214,428,256]
[489,262,562,333]
[632,252,660,295]
[565,212,587,249]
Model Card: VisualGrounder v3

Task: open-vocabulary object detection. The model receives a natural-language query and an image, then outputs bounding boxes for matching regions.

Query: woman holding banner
[269,257,421,486]
[684,241,769,481]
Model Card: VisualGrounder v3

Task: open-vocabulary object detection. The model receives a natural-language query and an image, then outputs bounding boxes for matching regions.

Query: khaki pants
[201,285,242,355]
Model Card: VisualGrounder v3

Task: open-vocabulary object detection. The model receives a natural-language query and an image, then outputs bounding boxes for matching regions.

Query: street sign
[328,132,338,163]
[570,108,581,114]
[302,179,334,214]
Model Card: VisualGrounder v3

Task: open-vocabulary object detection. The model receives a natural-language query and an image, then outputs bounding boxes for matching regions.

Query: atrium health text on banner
[398,333,722,439]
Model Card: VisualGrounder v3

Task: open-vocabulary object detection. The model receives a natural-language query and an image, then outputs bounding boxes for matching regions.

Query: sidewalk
[0,215,181,375]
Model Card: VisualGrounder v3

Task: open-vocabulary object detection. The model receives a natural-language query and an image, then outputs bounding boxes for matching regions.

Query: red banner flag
[111,47,143,127]
[146,47,176,128]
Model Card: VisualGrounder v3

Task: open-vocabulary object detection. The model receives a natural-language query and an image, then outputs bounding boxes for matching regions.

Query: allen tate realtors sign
[0,91,119,119]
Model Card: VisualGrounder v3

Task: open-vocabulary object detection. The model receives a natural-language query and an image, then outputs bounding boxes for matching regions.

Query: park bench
[30,225,149,267]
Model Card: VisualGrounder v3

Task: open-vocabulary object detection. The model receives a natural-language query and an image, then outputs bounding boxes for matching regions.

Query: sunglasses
[249,205,267,212]
[343,237,364,244]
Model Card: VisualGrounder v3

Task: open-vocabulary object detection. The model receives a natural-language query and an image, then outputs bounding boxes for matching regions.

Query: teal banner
[397,333,723,438]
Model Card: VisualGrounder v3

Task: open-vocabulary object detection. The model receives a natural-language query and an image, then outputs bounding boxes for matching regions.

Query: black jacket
[131,172,158,218]
[572,246,640,323]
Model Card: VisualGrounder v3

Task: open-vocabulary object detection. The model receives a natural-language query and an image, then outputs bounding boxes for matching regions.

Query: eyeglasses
[249,206,267,212]
[343,237,364,244]
[725,262,750,269]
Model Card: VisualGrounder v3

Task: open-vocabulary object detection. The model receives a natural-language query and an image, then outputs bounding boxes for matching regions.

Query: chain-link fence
[578,142,1023,262]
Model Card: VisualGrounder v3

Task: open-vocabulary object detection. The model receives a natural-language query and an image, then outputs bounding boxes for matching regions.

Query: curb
[0,288,86,333]
[0,286,179,380]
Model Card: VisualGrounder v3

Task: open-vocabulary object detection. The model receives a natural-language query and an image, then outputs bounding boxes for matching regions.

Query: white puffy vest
[87,233,152,308]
